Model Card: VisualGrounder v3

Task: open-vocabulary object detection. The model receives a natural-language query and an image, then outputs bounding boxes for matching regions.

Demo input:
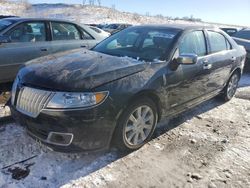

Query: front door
[165,30,210,113]
[0,21,50,83]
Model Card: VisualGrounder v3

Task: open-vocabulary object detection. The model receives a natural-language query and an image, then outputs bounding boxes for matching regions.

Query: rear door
[49,21,91,53]
[202,30,233,92]
[0,21,50,83]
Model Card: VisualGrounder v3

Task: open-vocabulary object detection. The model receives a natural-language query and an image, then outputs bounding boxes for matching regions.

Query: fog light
[47,132,73,146]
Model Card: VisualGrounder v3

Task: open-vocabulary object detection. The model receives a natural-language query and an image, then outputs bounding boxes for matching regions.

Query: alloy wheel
[227,74,239,99]
[124,105,155,146]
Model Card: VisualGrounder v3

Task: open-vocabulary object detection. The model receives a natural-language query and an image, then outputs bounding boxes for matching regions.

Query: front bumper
[11,100,118,152]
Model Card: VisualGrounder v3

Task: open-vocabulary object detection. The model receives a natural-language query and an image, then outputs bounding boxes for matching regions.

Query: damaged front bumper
[11,100,118,153]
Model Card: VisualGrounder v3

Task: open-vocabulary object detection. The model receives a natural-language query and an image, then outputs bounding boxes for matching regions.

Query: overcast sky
[28,0,250,26]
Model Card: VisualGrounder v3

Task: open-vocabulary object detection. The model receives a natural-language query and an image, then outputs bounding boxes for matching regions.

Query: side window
[179,31,206,56]
[9,22,46,43]
[207,31,228,53]
[51,22,81,41]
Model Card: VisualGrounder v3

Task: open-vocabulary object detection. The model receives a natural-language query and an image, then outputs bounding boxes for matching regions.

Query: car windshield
[93,27,181,62]
[0,19,16,32]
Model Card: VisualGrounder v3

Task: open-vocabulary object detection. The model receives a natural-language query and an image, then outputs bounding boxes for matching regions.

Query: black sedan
[11,25,246,152]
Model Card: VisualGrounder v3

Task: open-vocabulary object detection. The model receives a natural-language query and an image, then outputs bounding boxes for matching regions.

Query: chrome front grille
[16,87,54,118]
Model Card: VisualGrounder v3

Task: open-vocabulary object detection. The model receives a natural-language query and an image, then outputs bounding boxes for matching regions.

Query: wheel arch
[122,90,163,122]
[230,67,242,80]
[111,90,162,149]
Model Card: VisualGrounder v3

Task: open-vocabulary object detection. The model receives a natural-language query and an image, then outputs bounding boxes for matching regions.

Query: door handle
[81,45,87,48]
[203,61,212,70]
[40,48,48,52]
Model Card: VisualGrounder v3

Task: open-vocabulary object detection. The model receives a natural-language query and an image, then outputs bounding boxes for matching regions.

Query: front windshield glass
[0,19,16,32]
[93,27,181,62]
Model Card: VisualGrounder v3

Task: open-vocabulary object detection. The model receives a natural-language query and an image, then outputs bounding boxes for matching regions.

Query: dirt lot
[0,74,250,188]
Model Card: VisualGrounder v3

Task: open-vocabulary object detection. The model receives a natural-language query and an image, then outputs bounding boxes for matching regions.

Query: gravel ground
[0,73,249,188]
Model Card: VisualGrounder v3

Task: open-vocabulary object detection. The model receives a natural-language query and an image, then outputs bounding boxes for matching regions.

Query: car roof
[134,24,217,31]
[1,17,76,23]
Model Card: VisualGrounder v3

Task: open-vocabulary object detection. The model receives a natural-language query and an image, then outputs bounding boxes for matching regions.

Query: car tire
[113,97,158,151]
[221,72,240,101]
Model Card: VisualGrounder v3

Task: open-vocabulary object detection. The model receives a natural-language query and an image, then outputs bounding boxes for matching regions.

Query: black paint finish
[11,25,246,152]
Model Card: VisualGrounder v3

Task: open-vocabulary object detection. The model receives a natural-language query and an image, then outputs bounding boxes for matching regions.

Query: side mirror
[0,35,10,44]
[176,53,198,65]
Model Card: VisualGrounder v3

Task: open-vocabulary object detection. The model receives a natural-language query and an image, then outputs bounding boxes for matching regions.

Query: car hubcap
[227,74,238,98]
[124,105,155,146]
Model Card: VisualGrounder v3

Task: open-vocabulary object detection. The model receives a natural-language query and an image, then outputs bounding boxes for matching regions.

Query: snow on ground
[0,122,119,187]
[0,73,249,187]
[62,96,250,188]
[0,2,249,187]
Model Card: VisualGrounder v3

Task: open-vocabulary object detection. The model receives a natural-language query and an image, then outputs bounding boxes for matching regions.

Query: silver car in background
[0,18,108,87]
[88,25,111,38]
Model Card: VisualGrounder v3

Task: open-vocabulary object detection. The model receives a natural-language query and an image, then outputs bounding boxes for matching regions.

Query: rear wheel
[113,98,158,151]
[221,72,240,101]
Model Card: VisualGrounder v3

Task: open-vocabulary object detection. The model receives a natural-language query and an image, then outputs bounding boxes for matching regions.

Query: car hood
[18,49,146,91]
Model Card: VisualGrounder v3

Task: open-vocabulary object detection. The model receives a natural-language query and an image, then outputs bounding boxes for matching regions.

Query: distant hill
[24,3,201,25]
[0,1,245,28]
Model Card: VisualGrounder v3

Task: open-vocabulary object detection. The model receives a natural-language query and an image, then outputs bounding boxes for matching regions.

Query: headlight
[46,91,109,109]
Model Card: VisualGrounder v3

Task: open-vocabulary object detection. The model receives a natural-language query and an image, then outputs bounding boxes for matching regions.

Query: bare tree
[97,0,101,6]
[18,0,31,10]
[89,0,94,5]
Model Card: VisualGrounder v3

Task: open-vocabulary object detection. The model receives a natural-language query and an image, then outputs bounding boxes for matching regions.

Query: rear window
[90,26,101,33]
[207,31,229,53]
[220,28,238,36]
[233,30,250,40]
